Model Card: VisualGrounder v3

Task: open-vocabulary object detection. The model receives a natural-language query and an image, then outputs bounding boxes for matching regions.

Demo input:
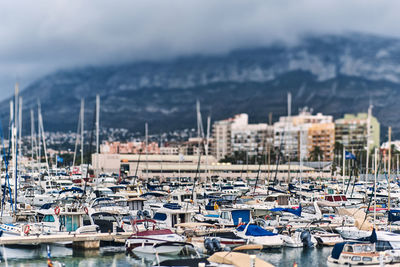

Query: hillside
[3,33,400,137]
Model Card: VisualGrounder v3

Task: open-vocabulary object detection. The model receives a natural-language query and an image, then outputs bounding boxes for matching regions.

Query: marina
[3,1,400,267]
[0,90,398,267]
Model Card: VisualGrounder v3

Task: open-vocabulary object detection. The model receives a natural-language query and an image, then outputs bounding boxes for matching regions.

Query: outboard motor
[223,246,231,252]
[143,210,150,219]
[212,238,222,252]
[136,210,143,219]
[204,238,214,254]
[300,230,314,248]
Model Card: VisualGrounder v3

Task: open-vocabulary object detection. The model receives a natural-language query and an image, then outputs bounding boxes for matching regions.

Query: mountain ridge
[2,33,400,138]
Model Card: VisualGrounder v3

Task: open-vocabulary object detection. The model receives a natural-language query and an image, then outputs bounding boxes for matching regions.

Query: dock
[0,232,134,249]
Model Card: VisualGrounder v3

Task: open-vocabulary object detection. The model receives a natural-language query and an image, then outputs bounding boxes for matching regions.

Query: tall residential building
[212,119,232,161]
[212,113,273,161]
[307,123,335,161]
[274,108,334,161]
[335,113,380,151]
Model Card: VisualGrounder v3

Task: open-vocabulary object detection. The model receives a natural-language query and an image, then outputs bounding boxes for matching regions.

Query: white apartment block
[213,119,232,161]
[273,108,334,161]
[212,113,273,161]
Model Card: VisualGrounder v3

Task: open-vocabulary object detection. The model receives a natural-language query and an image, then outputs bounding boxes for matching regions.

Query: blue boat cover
[269,205,302,217]
[236,224,277,237]
[357,229,377,243]
[153,212,167,221]
[205,204,215,211]
[389,210,400,222]
[163,203,181,210]
[231,210,251,226]
[59,187,84,194]
[331,242,346,259]
[267,186,286,194]
[205,214,219,218]
[40,203,55,210]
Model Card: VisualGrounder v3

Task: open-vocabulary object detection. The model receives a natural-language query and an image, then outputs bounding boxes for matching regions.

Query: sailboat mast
[299,125,303,194]
[80,98,84,167]
[196,100,204,156]
[10,99,15,210]
[205,115,211,183]
[342,147,346,193]
[72,105,81,167]
[287,92,291,185]
[388,127,391,211]
[30,109,35,171]
[373,147,378,228]
[37,101,41,172]
[39,108,49,174]
[13,83,19,211]
[365,105,372,186]
[145,122,148,179]
[18,97,22,160]
[95,94,100,180]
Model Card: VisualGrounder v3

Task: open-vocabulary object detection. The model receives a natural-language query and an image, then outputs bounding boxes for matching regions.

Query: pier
[0,232,133,249]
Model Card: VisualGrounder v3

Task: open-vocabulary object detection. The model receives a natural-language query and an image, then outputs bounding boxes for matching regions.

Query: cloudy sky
[1,0,400,99]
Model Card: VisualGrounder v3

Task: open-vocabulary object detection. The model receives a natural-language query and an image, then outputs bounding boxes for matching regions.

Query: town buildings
[92,153,326,181]
[98,109,381,171]
[273,108,335,161]
[212,114,273,161]
[335,112,380,152]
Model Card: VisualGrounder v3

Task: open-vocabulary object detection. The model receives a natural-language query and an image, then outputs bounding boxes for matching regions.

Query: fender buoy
[84,206,89,215]
[54,206,61,215]
[265,215,271,220]
[23,225,30,235]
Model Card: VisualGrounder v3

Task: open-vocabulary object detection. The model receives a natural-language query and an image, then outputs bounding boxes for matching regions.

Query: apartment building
[274,108,334,161]
[212,114,273,161]
[335,113,380,151]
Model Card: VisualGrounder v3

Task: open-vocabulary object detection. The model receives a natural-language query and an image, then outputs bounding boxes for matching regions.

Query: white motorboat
[335,226,371,240]
[311,228,344,246]
[281,229,317,248]
[125,219,188,255]
[133,241,193,256]
[235,223,283,248]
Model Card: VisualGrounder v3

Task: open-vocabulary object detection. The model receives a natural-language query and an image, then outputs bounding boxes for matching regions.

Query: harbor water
[1,245,333,267]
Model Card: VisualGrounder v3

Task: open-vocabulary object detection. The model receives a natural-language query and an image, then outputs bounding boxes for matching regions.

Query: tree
[309,146,323,162]
[334,141,343,165]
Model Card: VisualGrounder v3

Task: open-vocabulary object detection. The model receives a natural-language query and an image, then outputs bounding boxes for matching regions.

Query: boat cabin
[328,242,395,266]
[127,197,145,211]
[265,194,290,205]
[152,204,194,228]
[324,194,347,204]
[90,211,124,233]
[36,209,95,233]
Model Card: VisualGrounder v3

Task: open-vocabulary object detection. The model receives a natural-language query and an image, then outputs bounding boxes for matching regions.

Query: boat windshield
[390,241,400,250]
[353,244,373,253]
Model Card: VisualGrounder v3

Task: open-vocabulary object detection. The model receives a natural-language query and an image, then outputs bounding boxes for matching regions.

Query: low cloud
[1,0,400,98]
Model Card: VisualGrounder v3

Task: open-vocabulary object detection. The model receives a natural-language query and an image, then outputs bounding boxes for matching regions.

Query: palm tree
[334,141,343,165]
[309,146,323,162]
